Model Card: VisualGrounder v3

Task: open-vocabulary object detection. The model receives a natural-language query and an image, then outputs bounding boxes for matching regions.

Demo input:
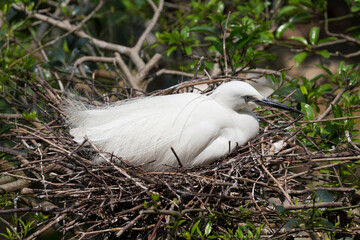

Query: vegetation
[0,0,359,239]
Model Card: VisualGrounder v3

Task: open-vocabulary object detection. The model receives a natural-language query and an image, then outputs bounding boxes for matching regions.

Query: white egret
[66,81,302,171]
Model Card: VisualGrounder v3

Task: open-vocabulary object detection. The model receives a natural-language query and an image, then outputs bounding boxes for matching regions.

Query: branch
[223,11,231,77]
[11,0,105,68]
[136,53,162,89]
[317,87,347,120]
[134,0,164,51]
[114,52,138,89]
[13,1,164,91]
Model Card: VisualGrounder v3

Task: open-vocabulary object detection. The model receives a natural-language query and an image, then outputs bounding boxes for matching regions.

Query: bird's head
[211,81,303,114]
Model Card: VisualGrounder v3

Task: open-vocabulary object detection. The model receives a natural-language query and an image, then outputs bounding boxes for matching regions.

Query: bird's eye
[244,96,252,101]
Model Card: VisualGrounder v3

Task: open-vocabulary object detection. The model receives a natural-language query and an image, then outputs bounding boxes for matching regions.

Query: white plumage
[66,81,301,171]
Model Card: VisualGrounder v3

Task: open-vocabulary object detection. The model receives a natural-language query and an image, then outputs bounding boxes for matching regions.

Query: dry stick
[317,87,346,120]
[193,56,204,80]
[332,166,351,205]
[0,113,25,119]
[170,147,183,168]
[283,202,343,210]
[280,89,297,103]
[0,216,16,236]
[0,146,27,156]
[0,207,71,214]
[259,135,294,205]
[256,157,294,205]
[84,137,148,191]
[203,69,212,80]
[345,130,360,152]
[153,69,196,78]
[149,215,165,240]
[115,213,145,237]
[152,78,228,96]
[324,7,360,46]
[78,224,156,238]
[114,52,134,86]
[134,0,164,52]
[223,12,231,77]
[250,176,273,233]
[25,213,67,240]
[68,56,115,88]
[300,115,360,123]
[242,67,293,81]
[285,160,351,180]
[288,187,355,195]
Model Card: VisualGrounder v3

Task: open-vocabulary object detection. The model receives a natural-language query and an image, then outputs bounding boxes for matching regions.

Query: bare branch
[223,11,231,77]
[114,52,138,89]
[134,0,164,51]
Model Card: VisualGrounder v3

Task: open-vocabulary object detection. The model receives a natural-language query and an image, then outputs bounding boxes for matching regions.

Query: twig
[85,137,148,191]
[317,87,347,120]
[223,11,231,76]
[193,56,204,80]
[283,202,343,210]
[25,213,67,240]
[11,0,105,68]
[255,157,294,205]
[115,213,144,237]
[134,0,164,52]
[345,130,360,152]
[171,147,183,168]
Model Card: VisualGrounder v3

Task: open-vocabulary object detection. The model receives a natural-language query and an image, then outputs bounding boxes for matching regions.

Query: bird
[66,81,302,171]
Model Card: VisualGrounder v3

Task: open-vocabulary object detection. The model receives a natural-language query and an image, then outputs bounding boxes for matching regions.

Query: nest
[1,75,360,239]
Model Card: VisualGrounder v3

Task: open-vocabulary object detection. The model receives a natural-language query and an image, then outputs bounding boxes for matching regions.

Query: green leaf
[184,46,192,55]
[278,5,297,18]
[216,1,224,14]
[22,110,37,121]
[350,5,360,12]
[317,83,332,94]
[190,26,217,35]
[300,85,308,95]
[276,23,292,38]
[204,221,212,236]
[337,61,347,75]
[316,190,334,203]
[166,46,177,56]
[274,204,285,214]
[315,64,333,76]
[293,52,308,66]
[50,47,65,65]
[321,218,336,230]
[191,220,201,235]
[275,86,306,103]
[289,12,312,23]
[181,26,190,40]
[289,36,308,45]
[316,49,330,58]
[309,26,320,45]
[301,103,314,120]
[317,37,338,45]
[285,218,298,230]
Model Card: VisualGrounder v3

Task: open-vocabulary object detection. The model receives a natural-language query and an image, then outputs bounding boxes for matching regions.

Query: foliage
[0,0,359,239]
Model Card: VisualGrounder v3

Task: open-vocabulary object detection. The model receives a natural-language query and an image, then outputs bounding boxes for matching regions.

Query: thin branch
[317,87,347,120]
[11,0,104,67]
[134,0,164,51]
[193,56,204,80]
[223,11,231,77]
[114,52,137,89]
[115,213,144,237]
[85,137,148,191]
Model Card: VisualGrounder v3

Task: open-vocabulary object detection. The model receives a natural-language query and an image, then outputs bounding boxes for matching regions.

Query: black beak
[254,98,303,115]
